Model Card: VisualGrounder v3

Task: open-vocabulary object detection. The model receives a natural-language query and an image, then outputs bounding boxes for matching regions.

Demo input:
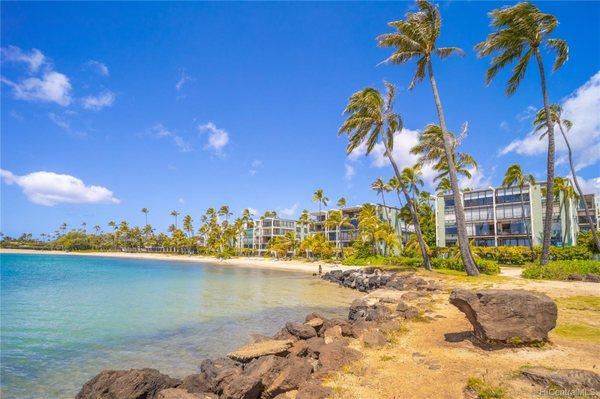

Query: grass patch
[380,354,395,361]
[384,325,409,344]
[423,268,510,284]
[553,323,600,343]
[555,295,600,312]
[465,377,506,399]
[522,260,600,281]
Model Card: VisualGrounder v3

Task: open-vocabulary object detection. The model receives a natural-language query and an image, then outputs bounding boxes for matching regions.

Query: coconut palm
[325,210,353,258]
[371,178,392,224]
[476,2,568,265]
[337,197,347,209]
[502,164,536,260]
[401,165,424,199]
[550,177,578,247]
[312,189,329,215]
[533,105,600,251]
[141,208,149,227]
[378,0,478,275]
[170,210,180,228]
[338,82,431,270]
[218,205,232,222]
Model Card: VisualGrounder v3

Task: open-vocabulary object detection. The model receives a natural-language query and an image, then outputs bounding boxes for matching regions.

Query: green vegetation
[556,296,600,312]
[465,377,506,399]
[522,260,600,280]
[554,324,600,343]
[431,258,500,275]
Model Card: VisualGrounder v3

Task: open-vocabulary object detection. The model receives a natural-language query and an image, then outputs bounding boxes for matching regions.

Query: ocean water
[0,253,357,399]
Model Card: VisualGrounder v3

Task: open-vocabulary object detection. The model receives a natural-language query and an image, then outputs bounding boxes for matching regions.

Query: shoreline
[0,248,357,275]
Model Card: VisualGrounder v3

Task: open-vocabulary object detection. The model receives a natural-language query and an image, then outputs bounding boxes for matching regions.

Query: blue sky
[1,1,599,237]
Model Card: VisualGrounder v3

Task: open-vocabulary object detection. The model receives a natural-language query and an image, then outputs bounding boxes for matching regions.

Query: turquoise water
[0,253,357,399]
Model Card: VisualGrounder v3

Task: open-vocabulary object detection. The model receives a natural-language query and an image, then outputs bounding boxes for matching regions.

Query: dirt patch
[323,271,599,399]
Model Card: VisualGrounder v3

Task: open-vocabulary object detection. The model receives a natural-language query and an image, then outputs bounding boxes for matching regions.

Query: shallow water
[0,253,357,399]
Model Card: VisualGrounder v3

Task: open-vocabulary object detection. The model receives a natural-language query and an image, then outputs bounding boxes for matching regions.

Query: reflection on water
[0,254,358,399]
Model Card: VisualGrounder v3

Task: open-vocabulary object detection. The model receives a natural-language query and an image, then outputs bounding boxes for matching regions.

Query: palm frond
[547,38,569,71]
[506,48,533,95]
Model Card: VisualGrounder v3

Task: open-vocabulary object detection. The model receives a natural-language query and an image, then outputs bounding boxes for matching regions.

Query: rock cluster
[322,268,442,293]
[521,367,600,392]
[76,294,415,399]
[449,288,558,344]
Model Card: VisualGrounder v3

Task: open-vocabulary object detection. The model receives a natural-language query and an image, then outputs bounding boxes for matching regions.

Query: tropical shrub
[548,246,591,260]
[351,239,375,258]
[472,246,532,265]
[341,255,422,269]
[431,258,500,275]
[522,260,600,280]
[577,231,600,254]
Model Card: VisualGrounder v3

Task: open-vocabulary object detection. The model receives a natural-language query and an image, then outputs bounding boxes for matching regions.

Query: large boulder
[348,298,391,322]
[319,318,352,337]
[521,367,600,392]
[317,341,362,375]
[449,289,557,343]
[76,368,181,399]
[285,322,317,340]
[227,340,294,363]
[179,358,241,394]
[396,301,420,319]
[157,389,217,399]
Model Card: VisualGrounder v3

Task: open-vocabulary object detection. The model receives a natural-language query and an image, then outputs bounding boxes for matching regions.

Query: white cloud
[516,105,537,122]
[344,163,356,181]
[574,175,600,196]
[1,46,46,72]
[249,159,262,176]
[199,122,229,154]
[178,197,186,204]
[1,169,119,206]
[82,91,115,110]
[149,124,193,152]
[499,121,510,131]
[85,60,109,76]
[280,203,299,217]
[459,167,492,190]
[349,128,437,187]
[2,71,72,106]
[48,112,70,130]
[500,71,600,171]
[176,70,191,91]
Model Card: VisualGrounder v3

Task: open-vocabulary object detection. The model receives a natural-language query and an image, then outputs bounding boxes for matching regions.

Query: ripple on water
[0,253,357,399]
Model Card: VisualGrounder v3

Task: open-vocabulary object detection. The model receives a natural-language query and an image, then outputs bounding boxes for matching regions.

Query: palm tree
[218,205,232,222]
[550,177,578,247]
[337,197,347,209]
[401,165,424,200]
[338,82,431,270]
[325,209,353,258]
[476,2,568,265]
[502,164,536,260]
[141,208,149,227]
[533,105,600,251]
[378,1,478,275]
[170,210,180,228]
[371,178,392,224]
[312,189,329,215]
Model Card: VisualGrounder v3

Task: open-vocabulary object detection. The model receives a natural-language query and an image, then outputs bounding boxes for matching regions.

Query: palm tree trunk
[384,145,432,270]
[534,50,556,266]
[427,61,479,276]
[394,190,405,251]
[557,122,600,251]
[380,193,391,225]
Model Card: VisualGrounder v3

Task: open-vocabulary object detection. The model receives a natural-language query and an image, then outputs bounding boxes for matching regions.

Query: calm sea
[0,253,357,399]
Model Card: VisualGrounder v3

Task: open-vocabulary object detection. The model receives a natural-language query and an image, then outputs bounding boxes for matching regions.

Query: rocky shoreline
[76,268,600,399]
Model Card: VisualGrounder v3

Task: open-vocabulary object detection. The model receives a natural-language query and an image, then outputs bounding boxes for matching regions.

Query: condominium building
[311,203,411,249]
[241,216,309,254]
[435,182,580,247]
[578,194,600,232]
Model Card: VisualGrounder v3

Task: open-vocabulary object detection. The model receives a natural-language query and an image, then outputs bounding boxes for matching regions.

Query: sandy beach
[0,248,357,274]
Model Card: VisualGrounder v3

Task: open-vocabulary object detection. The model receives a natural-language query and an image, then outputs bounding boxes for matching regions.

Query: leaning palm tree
[339,82,431,270]
[378,0,478,276]
[534,105,600,251]
[502,164,536,260]
[141,208,149,227]
[476,2,569,265]
[170,210,180,229]
[371,178,392,224]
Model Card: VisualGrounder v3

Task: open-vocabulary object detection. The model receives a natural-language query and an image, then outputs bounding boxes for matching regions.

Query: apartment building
[241,216,309,254]
[311,203,410,249]
[578,194,600,233]
[435,182,580,247]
